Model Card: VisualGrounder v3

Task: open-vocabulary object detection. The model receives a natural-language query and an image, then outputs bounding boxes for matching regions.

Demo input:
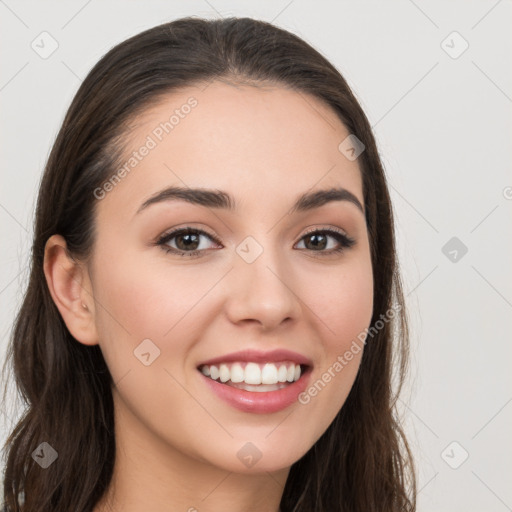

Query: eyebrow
[135,185,365,217]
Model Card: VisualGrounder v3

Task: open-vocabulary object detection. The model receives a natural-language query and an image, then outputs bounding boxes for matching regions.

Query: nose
[223,244,302,332]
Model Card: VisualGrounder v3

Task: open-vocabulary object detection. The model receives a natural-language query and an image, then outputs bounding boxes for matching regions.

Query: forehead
[96,81,364,221]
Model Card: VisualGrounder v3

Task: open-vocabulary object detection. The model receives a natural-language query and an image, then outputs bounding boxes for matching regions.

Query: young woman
[1,16,416,512]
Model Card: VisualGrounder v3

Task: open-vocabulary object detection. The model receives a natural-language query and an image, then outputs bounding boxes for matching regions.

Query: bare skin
[43,81,373,512]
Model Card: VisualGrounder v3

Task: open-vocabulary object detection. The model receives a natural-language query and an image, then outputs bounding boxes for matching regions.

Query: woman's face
[83,81,373,473]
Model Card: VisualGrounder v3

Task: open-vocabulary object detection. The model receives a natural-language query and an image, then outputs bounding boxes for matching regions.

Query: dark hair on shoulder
[1,15,416,512]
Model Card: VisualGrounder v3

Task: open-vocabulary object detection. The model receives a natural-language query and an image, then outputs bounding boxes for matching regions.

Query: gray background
[1,1,511,510]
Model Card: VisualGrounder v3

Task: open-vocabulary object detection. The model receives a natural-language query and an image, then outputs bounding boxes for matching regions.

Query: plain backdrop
[1,1,511,511]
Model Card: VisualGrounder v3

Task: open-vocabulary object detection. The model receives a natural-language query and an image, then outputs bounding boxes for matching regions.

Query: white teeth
[231,382,289,392]
[210,365,219,380]
[199,361,304,386]
[219,364,230,383]
[230,363,244,383]
[261,363,278,385]
[244,362,261,385]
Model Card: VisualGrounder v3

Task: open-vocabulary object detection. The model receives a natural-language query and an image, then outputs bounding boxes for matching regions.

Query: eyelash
[155,226,356,258]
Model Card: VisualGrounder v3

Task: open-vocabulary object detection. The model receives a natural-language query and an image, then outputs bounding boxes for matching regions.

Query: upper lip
[197,349,313,368]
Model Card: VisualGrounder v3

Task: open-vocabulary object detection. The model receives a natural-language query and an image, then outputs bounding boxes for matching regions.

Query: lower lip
[200,369,311,414]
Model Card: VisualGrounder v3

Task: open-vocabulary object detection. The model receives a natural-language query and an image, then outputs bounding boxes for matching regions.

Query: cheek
[306,257,374,348]
[90,243,226,388]
[89,248,207,425]
[296,256,373,427]
[92,246,210,340]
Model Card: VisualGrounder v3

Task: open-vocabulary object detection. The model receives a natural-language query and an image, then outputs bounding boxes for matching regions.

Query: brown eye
[296,229,355,255]
[156,228,221,257]
[174,231,201,251]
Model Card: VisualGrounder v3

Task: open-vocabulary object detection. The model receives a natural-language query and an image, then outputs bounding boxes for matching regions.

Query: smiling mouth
[198,361,308,392]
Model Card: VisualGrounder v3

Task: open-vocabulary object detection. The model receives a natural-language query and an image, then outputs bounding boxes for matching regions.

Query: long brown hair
[1,16,416,511]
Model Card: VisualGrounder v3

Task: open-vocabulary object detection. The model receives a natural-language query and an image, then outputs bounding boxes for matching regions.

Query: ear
[43,234,99,346]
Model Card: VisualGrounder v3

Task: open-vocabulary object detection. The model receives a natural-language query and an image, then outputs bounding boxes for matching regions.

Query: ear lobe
[43,234,98,346]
